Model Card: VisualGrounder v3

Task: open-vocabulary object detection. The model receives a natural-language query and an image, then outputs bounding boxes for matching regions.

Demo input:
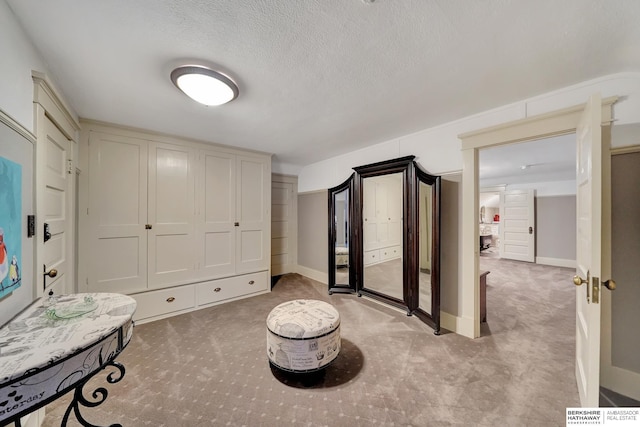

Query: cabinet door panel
[375,182,389,220]
[148,142,196,288]
[236,157,269,272]
[95,236,144,291]
[377,222,390,245]
[88,132,148,293]
[201,151,236,277]
[204,153,234,223]
[204,231,234,272]
[238,228,264,267]
[363,180,379,251]
[238,157,264,223]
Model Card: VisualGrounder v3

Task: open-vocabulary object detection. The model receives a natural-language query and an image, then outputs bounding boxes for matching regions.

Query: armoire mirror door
[362,172,404,304]
[327,156,441,334]
[328,174,356,294]
[354,157,414,314]
[412,164,441,333]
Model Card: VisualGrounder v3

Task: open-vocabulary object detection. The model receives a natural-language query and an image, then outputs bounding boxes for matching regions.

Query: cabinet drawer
[196,271,269,306]
[364,250,380,265]
[380,245,401,261]
[132,285,195,321]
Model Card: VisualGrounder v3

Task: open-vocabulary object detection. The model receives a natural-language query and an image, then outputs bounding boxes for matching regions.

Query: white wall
[506,180,576,197]
[0,8,65,422]
[0,1,48,323]
[299,73,640,193]
[0,1,48,131]
[536,195,576,263]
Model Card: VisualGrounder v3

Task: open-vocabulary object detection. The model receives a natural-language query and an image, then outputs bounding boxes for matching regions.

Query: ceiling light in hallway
[170,65,239,106]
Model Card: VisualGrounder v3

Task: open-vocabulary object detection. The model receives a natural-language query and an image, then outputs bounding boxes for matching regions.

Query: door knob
[44,268,58,278]
[603,279,616,291]
[573,275,587,286]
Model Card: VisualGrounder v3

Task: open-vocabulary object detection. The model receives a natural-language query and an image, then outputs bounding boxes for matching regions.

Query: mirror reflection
[327,156,441,333]
[418,180,432,314]
[363,173,403,301]
[334,188,350,285]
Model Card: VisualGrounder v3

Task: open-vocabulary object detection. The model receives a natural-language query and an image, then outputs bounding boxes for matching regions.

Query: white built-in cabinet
[362,175,402,265]
[80,122,271,322]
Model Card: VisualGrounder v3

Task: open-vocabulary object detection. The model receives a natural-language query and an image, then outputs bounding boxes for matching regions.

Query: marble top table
[0,293,136,426]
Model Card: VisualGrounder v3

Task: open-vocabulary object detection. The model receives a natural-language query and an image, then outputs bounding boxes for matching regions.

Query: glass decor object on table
[45,295,98,320]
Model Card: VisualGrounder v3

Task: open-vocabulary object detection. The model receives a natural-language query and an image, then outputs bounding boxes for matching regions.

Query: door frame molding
[32,72,80,298]
[457,96,617,339]
[271,173,298,276]
[32,72,79,139]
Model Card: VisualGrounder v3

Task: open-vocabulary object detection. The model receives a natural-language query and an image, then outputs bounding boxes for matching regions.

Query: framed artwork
[0,156,22,298]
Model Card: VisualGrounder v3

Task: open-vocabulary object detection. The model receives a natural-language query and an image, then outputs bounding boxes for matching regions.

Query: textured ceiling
[479,134,575,187]
[7,0,640,170]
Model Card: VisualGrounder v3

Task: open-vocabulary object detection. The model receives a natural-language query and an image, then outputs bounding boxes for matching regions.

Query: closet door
[148,142,197,288]
[375,180,390,247]
[363,179,378,251]
[386,178,403,247]
[200,150,236,277]
[88,132,148,294]
[236,156,270,273]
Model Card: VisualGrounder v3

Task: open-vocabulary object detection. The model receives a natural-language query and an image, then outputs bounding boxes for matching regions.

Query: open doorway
[478,191,500,258]
[460,96,622,407]
[477,134,577,329]
[478,134,577,265]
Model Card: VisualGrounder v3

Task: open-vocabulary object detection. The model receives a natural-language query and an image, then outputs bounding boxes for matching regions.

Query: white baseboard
[294,265,328,284]
[535,257,576,269]
[440,311,475,338]
[602,364,640,402]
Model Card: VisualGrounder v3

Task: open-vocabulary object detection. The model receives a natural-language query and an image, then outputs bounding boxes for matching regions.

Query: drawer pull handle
[166,297,175,303]
[249,280,255,285]
[214,287,221,292]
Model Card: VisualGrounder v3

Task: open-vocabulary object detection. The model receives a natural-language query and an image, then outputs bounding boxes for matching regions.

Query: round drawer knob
[249,280,255,285]
[166,297,175,303]
[214,287,221,292]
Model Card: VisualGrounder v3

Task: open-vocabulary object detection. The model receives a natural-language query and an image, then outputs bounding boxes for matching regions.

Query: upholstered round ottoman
[266,299,341,372]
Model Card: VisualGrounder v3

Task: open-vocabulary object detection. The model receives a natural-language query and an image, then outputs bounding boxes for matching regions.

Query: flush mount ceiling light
[170,65,239,106]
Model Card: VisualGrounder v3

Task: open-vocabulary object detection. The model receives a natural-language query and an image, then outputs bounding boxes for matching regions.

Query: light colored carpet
[41,260,581,426]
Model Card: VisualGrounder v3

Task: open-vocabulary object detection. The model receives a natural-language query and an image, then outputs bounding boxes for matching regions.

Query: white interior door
[499,189,535,262]
[574,93,605,407]
[38,117,71,295]
[271,179,295,276]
